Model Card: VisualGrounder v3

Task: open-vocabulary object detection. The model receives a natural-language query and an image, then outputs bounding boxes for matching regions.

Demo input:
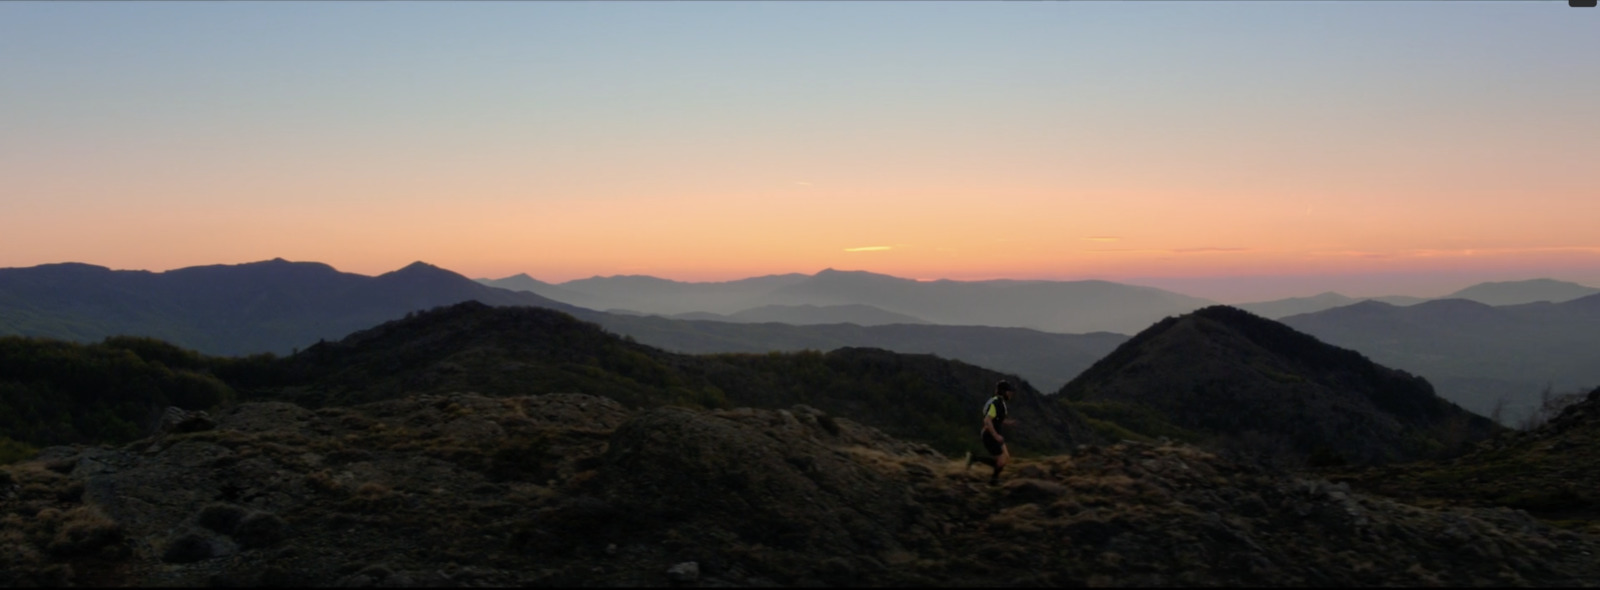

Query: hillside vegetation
[0,336,247,452]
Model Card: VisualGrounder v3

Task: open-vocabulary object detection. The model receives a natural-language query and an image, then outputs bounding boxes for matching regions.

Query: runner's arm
[982,414,1003,442]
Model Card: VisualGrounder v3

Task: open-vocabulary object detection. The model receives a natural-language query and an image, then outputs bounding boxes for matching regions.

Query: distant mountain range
[1235,279,1599,319]
[1280,295,1600,422]
[482,272,812,317]
[1446,278,1600,306]
[1234,292,1429,319]
[574,313,1126,393]
[0,259,580,356]
[482,268,1216,334]
[1060,306,1500,465]
[484,271,1600,328]
[660,303,930,326]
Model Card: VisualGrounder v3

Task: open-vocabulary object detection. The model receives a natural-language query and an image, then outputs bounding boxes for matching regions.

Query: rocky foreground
[4,393,1598,587]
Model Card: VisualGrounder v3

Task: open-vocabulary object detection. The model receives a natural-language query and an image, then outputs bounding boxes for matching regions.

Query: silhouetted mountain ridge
[1282,294,1600,422]
[486,268,1215,334]
[1060,306,1500,465]
[0,259,581,356]
[1446,278,1600,306]
[1230,278,1599,319]
[660,303,929,326]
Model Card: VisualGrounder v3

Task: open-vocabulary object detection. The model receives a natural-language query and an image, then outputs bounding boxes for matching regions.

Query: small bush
[47,507,122,556]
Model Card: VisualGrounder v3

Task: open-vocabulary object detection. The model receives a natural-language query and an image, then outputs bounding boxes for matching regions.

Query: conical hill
[1058,306,1500,465]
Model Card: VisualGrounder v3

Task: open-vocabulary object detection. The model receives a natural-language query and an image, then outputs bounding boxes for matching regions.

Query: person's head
[996,380,1015,400]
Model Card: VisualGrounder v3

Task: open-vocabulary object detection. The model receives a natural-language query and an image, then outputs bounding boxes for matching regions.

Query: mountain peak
[25,262,112,273]
[1447,278,1600,306]
[809,268,907,283]
[236,258,336,271]
[378,261,464,281]
[398,261,442,272]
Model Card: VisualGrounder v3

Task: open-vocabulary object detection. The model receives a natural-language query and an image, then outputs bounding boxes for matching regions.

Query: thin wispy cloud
[1083,236,1122,242]
[843,246,894,252]
[1309,250,1394,259]
[1171,247,1252,254]
[1086,246,1252,255]
[1404,246,1600,258]
[1291,246,1600,260]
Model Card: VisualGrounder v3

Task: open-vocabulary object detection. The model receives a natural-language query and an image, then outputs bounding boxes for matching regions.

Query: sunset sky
[3,2,1597,302]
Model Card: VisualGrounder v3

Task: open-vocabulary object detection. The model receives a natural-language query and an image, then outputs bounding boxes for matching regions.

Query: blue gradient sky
[3,1,1597,301]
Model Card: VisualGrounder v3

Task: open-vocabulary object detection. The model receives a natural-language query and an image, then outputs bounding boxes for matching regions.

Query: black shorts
[982,431,1005,456]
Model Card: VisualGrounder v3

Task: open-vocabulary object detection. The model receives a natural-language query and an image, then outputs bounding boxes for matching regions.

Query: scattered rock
[160,407,217,435]
[665,561,699,583]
